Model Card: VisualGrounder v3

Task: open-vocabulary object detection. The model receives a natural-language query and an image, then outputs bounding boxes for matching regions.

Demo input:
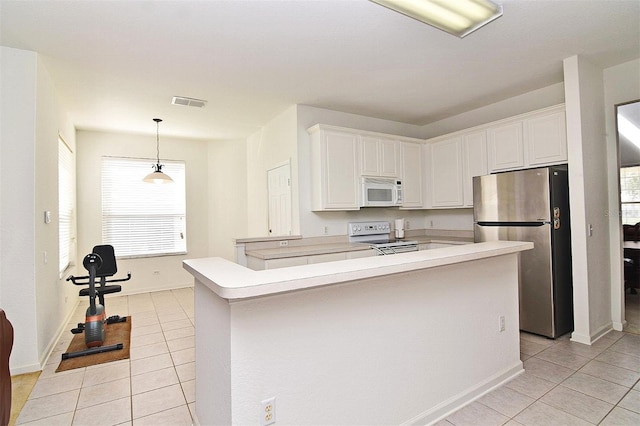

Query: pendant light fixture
[143,118,173,184]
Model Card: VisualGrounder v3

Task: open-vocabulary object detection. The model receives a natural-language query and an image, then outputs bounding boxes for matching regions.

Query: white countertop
[244,236,473,260]
[184,241,533,300]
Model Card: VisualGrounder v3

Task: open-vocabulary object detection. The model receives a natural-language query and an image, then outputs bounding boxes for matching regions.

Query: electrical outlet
[405,220,410,230]
[260,397,276,426]
[499,315,505,332]
[279,240,289,247]
[429,220,434,228]
[323,226,329,235]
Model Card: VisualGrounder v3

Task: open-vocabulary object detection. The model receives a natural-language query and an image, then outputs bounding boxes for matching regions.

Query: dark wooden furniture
[0,309,13,426]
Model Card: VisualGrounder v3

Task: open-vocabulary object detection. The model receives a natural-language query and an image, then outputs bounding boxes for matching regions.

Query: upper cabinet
[487,121,524,171]
[526,107,567,166]
[429,137,464,208]
[488,105,567,173]
[426,104,566,209]
[308,124,423,211]
[308,105,566,211]
[400,142,423,209]
[462,130,488,207]
[361,136,400,178]
[308,125,360,211]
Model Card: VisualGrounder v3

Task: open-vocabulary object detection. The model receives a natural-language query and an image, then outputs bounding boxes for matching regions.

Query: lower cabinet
[307,252,348,264]
[248,250,374,270]
[347,249,376,259]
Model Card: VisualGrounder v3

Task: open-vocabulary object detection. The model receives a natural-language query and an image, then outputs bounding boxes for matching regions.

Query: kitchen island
[183,241,533,425]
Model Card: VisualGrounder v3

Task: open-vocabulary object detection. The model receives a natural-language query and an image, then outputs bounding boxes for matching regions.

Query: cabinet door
[361,136,380,176]
[401,142,423,208]
[526,109,567,166]
[379,138,399,177]
[348,249,376,259]
[322,130,360,210]
[308,252,347,264]
[462,130,488,207]
[488,121,524,172]
[361,136,399,177]
[430,137,464,207]
[265,257,308,269]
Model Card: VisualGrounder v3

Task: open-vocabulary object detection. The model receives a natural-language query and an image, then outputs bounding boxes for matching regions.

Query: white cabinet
[462,130,488,207]
[361,136,399,177]
[430,137,464,208]
[309,125,360,211]
[526,108,567,166]
[307,252,347,264]
[400,142,423,208]
[347,249,376,259]
[488,105,567,173]
[488,121,524,172]
[247,256,308,271]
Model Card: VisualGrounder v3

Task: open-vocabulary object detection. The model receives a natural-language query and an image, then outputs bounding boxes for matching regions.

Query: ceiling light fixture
[143,118,173,184]
[370,0,503,38]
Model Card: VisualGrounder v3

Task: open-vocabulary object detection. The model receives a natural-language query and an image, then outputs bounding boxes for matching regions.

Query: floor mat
[56,316,131,372]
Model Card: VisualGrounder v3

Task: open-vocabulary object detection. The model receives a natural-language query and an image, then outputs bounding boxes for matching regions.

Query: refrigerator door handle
[476,221,550,227]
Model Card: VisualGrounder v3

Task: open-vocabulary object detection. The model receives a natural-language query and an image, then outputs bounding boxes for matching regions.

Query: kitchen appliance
[348,221,418,255]
[395,218,405,239]
[473,165,573,338]
[361,177,403,207]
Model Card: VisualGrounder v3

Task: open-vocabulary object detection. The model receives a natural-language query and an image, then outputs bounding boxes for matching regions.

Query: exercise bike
[62,245,131,360]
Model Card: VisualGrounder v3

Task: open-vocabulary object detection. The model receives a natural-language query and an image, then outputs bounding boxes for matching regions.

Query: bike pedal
[70,328,83,334]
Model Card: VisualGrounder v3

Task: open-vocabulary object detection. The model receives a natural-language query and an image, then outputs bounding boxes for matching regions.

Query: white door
[268,163,292,236]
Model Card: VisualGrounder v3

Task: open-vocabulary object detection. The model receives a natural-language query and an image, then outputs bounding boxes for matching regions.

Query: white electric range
[348,221,419,255]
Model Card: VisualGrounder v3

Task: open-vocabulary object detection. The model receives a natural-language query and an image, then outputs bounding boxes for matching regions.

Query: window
[59,137,74,274]
[101,157,186,258]
[620,165,640,225]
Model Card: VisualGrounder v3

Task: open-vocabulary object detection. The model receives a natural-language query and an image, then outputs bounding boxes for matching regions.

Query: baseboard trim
[402,362,524,425]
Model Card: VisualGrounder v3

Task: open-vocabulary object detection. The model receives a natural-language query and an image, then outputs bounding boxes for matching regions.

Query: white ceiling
[1,0,639,141]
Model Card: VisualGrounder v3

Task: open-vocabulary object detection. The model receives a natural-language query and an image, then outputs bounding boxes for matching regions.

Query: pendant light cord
[153,118,162,169]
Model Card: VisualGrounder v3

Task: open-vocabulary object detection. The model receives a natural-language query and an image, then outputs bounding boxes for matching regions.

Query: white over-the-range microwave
[361,177,403,207]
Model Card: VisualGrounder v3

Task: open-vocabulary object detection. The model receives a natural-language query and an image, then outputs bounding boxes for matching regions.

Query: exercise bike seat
[68,245,131,303]
[78,245,122,297]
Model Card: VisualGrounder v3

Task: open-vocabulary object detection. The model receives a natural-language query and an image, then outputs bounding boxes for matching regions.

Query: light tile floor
[12,289,640,425]
[15,288,195,426]
[439,292,640,426]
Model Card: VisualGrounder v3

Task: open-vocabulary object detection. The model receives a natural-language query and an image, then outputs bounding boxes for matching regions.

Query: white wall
[421,83,566,139]
[76,130,209,294]
[564,55,611,344]
[603,58,640,330]
[196,253,522,424]
[246,106,299,237]
[0,47,78,373]
[208,139,248,260]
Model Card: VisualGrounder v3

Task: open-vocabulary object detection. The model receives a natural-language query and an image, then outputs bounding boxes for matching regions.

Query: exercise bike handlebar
[66,271,132,285]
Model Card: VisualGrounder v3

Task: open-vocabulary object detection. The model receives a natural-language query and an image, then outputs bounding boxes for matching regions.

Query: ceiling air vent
[171,96,207,108]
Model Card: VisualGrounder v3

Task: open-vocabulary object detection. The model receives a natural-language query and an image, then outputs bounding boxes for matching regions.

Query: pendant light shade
[143,118,173,184]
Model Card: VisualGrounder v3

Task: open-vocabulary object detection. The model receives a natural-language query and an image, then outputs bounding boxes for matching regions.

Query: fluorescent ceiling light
[370,0,503,38]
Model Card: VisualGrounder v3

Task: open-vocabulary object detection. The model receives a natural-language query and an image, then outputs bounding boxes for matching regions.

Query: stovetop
[348,221,417,247]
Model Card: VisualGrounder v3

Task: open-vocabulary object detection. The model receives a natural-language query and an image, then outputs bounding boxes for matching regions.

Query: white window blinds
[101,157,186,257]
[59,138,74,273]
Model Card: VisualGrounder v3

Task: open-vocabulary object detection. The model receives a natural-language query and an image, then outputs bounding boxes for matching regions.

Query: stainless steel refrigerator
[473,166,573,338]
